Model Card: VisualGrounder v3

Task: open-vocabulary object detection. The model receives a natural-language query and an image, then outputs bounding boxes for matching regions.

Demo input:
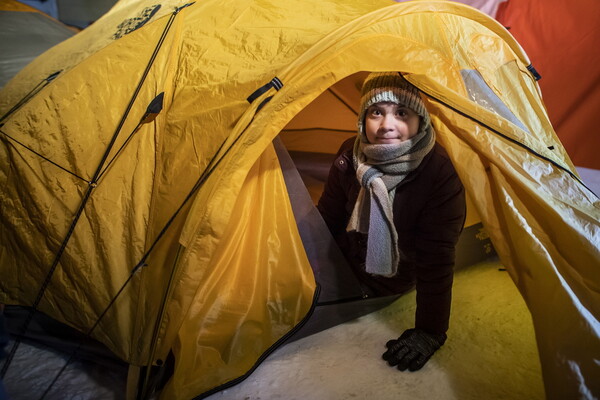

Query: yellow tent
[0,0,598,399]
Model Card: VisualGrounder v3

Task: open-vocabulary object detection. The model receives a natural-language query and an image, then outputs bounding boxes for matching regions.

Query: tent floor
[2,257,544,400]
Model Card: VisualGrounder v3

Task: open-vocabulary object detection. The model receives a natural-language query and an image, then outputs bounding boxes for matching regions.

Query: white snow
[2,258,544,400]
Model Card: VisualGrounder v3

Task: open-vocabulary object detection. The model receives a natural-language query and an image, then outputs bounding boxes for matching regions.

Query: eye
[396,108,409,118]
[367,107,382,117]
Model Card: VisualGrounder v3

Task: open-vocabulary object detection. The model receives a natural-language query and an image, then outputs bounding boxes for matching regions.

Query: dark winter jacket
[317,138,466,334]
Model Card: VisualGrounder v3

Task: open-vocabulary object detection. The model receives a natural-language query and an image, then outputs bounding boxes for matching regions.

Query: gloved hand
[382,328,447,371]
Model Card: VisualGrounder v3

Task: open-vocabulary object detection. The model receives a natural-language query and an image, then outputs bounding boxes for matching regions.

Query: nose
[380,113,395,131]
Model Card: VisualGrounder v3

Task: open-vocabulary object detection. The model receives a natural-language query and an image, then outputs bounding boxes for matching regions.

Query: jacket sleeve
[316,142,354,236]
[317,155,350,237]
[414,155,466,334]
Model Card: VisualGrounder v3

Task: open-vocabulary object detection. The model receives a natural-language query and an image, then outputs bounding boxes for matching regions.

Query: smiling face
[364,102,421,145]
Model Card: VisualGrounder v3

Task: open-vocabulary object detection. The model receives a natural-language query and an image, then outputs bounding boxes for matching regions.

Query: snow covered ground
[2,258,544,400]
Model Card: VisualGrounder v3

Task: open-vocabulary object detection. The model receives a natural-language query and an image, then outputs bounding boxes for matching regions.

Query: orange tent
[496,0,600,170]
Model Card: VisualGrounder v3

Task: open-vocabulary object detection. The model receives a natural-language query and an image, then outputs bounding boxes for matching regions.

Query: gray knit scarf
[347,125,436,277]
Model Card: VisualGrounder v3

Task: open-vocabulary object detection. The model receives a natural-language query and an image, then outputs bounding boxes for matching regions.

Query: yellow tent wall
[0,1,598,399]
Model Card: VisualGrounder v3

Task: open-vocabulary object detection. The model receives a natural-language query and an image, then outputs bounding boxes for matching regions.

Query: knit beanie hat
[357,72,430,138]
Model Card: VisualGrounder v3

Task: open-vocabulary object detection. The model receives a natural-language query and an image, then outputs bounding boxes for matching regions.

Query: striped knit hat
[357,72,430,138]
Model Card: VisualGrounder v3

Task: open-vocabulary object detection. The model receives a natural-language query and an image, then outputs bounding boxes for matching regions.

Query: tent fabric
[495,0,600,170]
[0,0,75,88]
[0,1,598,399]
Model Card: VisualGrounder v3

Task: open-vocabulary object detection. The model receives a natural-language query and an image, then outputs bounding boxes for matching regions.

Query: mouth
[374,137,401,144]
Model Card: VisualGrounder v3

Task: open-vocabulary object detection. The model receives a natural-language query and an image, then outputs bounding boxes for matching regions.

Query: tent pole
[138,245,184,400]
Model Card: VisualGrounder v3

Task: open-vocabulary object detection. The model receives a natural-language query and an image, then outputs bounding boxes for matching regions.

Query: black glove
[382,328,447,371]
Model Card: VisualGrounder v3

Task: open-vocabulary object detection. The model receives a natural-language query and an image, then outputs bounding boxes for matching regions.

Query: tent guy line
[0,127,90,184]
[0,71,62,125]
[96,93,166,183]
[0,92,167,190]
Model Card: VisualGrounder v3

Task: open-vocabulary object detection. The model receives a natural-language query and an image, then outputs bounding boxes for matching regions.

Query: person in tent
[317,72,466,371]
